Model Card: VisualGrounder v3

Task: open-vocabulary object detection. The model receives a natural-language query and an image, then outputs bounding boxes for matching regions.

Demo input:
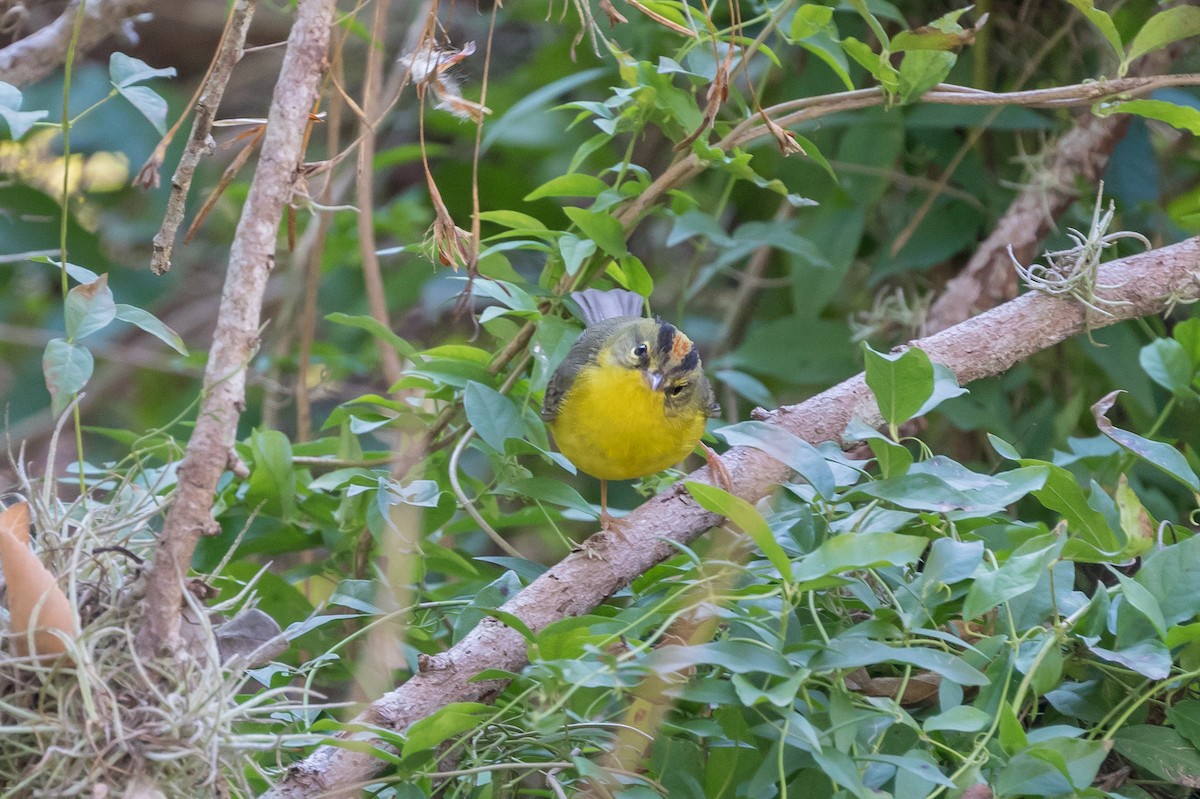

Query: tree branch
[136,0,336,658]
[0,0,148,87]
[266,236,1200,796]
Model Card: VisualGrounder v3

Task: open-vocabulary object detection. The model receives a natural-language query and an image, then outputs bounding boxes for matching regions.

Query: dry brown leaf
[844,667,941,706]
[0,502,77,659]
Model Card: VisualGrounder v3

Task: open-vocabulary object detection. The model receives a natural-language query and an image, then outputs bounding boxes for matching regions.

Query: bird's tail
[571,288,644,325]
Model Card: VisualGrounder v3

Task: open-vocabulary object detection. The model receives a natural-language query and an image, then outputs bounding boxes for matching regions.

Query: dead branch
[148,0,256,275]
[265,235,1200,797]
[0,0,147,87]
[136,0,337,658]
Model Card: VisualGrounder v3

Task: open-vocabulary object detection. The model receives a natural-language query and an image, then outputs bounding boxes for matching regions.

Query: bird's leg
[704,444,733,494]
[600,479,630,541]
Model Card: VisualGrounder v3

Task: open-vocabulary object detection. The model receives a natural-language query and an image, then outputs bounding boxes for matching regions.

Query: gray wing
[540,319,628,422]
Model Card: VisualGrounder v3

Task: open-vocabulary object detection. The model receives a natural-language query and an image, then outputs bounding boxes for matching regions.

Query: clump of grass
[0,433,312,797]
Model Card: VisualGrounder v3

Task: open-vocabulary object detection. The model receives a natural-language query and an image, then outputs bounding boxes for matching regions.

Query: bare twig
[264,235,1200,797]
[0,0,147,87]
[136,0,337,659]
[148,0,256,275]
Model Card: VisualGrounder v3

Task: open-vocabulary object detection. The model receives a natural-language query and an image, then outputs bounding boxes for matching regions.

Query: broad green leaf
[1114,725,1200,787]
[647,640,792,677]
[792,532,928,583]
[813,638,988,686]
[0,81,47,139]
[557,233,596,275]
[1093,391,1200,491]
[114,304,188,355]
[790,5,833,40]
[463,382,524,452]
[30,256,100,285]
[65,275,116,341]
[914,363,968,417]
[842,37,899,94]
[962,534,1062,620]
[849,466,1046,514]
[796,31,854,91]
[1135,533,1200,627]
[686,482,791,579]
[524,173,609,201]
[43,338,94,414]
[1168,700,1200,752]
[1108,99,1200,135]
[325,312,415,357]
[606,254,654,296]
[109,52,177,87]
[477,210,547,231]
[1083,636,1172,679]
[246,429,296,520]
[716,420,835,499]
[1024,460,1120,557]
[1173,317,1200,368]
[862,343,934,428]
[117,84,169,135]
[401,702,494,761]
[996,738,1111,796]
[898,49,955,104]
[563,207,628,257]
[1140,337,1194,395]
[1066,0,1123,62]
[1113,569,1167,640]
[1123,6,1200,73]
[923,705,990,733]
[511,477,595,519]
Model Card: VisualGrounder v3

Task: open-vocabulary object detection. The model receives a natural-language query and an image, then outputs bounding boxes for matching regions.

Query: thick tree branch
[136,0,336,658]
[267,238,1200,797]
[0,0,148,86]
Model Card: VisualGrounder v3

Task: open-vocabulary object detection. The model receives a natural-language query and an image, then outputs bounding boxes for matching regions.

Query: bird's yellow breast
[548,362,707,481]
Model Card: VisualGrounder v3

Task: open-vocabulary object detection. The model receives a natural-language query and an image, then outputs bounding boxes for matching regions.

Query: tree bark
[136,0,336,658]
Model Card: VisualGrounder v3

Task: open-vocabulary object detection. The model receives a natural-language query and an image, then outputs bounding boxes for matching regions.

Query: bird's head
[600,318,710,416]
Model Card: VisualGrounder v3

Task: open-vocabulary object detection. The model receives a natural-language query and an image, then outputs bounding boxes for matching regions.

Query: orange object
[0,502,77,658]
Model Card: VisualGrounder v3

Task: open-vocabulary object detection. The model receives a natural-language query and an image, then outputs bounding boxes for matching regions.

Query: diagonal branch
[0,0,148,87]
[265,235,1200,797]
[135,0,337,659]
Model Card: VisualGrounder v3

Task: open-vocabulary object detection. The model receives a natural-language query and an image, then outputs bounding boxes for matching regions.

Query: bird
[540,288,724,536]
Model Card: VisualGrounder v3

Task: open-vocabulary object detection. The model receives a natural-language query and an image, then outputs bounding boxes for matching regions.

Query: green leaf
[563,207,628,257]
[1168,700,1200,752]
[463,382,524,452]
[0,82,47,140]
[813,638,989,686]
[1024,460,1120,558]
[525,173,609,201]
[108,52,177,87]
[401,702,494,761]
[923,705,991,733]
[1107,99,1200,136]
[557,233,596,275]
[862,343,934,428]
[1173,318,1200,368]
[477,210,547,231]
[1093,391,1200,491]
[898,49,955,105]
[42,338,94,415]
[1113,569,1167,640]
[686,482,791,579]
[511,477,595,519]
[716,420,835,499]
[962,534,1062,620]
[606,254,654,296]
[646,640,792,677]
[789,4,833,40]
[1066,0,1123,62]
[842,37,900,94]
[1113,725,1200,787]
[1135,533,1200,627]
[325,312,416,357]
[64,274,116,341]
[792,532,928,583]
[114,304,188,355]
[246,429,296,520]
[996,738,1112,796]
[117,85,170,135]
[1124,6,1200,73]
[1140,338,1194,395]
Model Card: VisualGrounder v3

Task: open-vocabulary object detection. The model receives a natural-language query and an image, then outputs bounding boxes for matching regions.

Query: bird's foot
[704,444,733,493]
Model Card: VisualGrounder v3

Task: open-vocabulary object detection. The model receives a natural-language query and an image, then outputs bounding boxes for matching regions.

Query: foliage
[1,0,1200,797]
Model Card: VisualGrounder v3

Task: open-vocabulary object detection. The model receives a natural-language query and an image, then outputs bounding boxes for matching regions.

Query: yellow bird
[541,288,722,533]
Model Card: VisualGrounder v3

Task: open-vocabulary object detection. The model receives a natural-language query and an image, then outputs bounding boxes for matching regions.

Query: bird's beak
[642,370,664,392]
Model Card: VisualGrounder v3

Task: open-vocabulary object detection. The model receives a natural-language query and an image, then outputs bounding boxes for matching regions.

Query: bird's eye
[633,343,648,358]
[670,383,687,396]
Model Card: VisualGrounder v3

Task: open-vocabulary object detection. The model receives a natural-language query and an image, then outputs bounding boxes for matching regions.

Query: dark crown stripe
[656,322,677,355]
[667,348,700,376]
